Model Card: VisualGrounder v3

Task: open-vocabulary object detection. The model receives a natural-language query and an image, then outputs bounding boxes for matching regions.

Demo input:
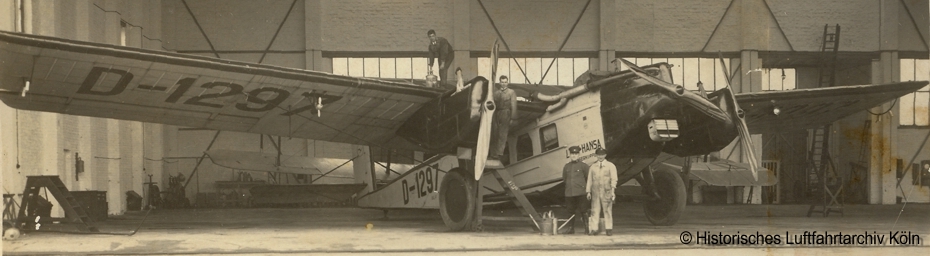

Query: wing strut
[182,130,222,189]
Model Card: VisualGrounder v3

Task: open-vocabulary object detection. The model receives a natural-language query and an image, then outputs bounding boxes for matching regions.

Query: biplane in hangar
[0,31,926,231]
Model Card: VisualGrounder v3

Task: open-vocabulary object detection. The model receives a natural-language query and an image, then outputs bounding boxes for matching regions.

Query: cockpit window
[540,124,559,152]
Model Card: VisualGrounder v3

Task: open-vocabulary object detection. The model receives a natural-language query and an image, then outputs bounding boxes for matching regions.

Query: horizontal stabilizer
[204,149,358,175]
[670,161,776,187]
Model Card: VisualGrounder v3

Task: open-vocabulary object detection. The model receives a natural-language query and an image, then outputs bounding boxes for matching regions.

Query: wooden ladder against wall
[15,176,99,232]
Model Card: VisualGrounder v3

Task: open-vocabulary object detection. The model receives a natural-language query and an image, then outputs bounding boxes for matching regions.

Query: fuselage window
[540,124,559,152]
[515,133,533,161]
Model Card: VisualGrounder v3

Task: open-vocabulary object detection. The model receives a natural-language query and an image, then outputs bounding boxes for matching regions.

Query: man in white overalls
[586,148,617,236]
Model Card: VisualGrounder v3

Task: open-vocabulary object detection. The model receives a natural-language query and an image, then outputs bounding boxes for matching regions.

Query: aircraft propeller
[473,41,500,180]
[716,54,760,181]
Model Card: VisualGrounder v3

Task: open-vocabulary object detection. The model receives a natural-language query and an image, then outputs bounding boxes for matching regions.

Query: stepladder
[14,176,99,233]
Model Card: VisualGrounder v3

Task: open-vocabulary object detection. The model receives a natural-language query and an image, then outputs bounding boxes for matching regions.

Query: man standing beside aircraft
[489,75,517,162]
[561,146,589,234]
[427,29,454,87]
[586,148,617,236]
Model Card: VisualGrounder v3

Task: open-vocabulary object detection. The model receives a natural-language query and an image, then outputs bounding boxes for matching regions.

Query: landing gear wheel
[644,166,686,226]
[439,170,476,231]
[3,227,20,240]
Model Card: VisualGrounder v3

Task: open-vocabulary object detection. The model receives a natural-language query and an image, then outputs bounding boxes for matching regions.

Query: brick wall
[321,0,453,52]
[469,0,599,52]
[162,0,306,66]
[768,0,880,52]
[615,0,732,52]
[163,0,928,54]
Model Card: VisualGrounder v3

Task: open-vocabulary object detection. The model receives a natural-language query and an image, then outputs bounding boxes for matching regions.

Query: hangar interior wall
[0,0,166,216]
[160,0,930,205]
[1,0,928,217]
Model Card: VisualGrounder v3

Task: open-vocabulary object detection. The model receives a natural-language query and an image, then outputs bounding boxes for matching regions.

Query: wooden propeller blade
[474,41,500,180]
[717,52,759,180]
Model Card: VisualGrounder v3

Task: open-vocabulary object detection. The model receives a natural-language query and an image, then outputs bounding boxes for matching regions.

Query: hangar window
[516,133,533,161]
[540,124,559,152]
[615,58,796,93]
[332,57,431,81]
[900,59,930,126]
[477,57,590,86]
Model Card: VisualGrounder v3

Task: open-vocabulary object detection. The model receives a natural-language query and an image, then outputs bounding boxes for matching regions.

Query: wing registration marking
[74,66,343,117]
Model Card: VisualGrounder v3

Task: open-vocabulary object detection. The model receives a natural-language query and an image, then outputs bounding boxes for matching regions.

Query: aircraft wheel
[643,165,686,226]
[439,170,476,231]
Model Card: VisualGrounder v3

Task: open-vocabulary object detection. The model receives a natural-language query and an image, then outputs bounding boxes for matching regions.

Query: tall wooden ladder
[15,176,99,232]
[807,24,844,217]
[817,24,840,89]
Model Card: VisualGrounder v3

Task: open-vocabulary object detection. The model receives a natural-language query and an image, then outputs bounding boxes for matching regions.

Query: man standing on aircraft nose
[562,146,589,234]
[489,75,516,162]
[427,29,454,87]
[586,148,617,236]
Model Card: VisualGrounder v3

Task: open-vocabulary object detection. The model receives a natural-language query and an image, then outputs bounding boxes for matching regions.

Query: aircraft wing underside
[202,149,368,176]
[730,81,928,134]
[0,31,444,151]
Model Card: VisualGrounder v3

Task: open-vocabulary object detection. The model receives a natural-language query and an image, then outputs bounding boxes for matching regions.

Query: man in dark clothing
[489,75,516,161]
[562,146,589,234]
[427,29,454,87]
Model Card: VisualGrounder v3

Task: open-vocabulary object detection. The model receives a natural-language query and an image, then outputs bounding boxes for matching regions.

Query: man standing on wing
[427,29,454,87]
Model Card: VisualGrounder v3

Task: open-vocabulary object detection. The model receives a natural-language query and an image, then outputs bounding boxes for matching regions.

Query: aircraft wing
[0,31,443,150]
[202,149,367,176]
[728,81,928,134]
[677,161,777,186]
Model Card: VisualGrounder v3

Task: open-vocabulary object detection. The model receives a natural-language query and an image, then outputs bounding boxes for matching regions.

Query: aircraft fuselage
[359,63,739,209]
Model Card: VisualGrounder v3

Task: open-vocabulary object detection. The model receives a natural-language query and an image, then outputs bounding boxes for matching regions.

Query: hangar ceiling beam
[476,0,528,83]
[258,0,299,64]
[760,0,794,51]
[701,0,736,53]
[540,0,592,84]
[180,0,220,58]
[898,0,930,51]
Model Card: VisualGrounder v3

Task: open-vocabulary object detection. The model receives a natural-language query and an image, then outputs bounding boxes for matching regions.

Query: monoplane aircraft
[1,31,925,230]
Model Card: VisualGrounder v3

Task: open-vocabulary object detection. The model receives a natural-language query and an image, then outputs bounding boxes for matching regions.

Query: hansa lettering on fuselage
[566,139,602,157]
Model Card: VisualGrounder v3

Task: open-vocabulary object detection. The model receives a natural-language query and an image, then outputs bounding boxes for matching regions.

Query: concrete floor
[3,202,928,255]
